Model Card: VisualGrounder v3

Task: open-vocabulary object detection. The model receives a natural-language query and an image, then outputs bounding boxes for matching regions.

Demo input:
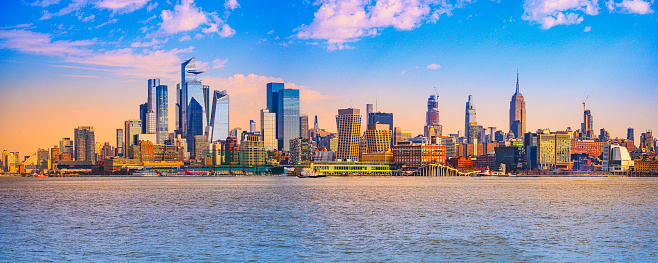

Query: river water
[0,176,656,262]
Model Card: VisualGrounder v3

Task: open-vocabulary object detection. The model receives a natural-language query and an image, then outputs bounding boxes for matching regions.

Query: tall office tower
[260,108,277,151]
[336,108,362,161]
[365,124,392,153]
[175,58,207,146]
[599,128,610,142]
[249,120,257,133]
[143,79,159,134]
[139,103,148,134]
[267,83,300,151]
[465,94,476,138]
[74,126,96,164]
[627,128,635,142]
[59,138,73,156]
[467,122,479,144]
[156,85,168,144]
[509,73,526,139]
[313,115,319,131]
[209,90,229,142]
[299,114,309,139]
[640,131,654,153]
[116,129,124,157]
[366,104,374,124]
[424,94,442,137]
[289,137,313,164]
[124,119,142,157]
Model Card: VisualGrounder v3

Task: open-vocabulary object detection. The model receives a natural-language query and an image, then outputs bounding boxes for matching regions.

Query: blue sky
[0,0,656,154]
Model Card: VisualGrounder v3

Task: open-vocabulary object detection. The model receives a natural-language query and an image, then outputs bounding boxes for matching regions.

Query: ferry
[297,168,325,178]
[478,169,506,177]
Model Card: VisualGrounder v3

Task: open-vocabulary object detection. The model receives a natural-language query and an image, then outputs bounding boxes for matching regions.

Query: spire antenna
[516,69,520,94]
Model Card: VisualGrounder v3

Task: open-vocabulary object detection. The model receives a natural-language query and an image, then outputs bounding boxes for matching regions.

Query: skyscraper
[581,101,594,139]
[366,104,374,124]
[209,90,229,142]
[336,108,362,161]
[627,128,635,142]
[124,119,141,157]
[74,126,96,164]
[509,73,526,139]
[145,79,159,134]
[156,84,169,144]
[300,114,309,139]
[640,131,654,153]
[267,82,300,151]
[249,120,257,133]
[116,129,124,157]
[424,94,442,137]
[465,94,476,137]
[139,103,148,134]
[176,58,207,147]
[260,108,277,151]
[367,112,393,131]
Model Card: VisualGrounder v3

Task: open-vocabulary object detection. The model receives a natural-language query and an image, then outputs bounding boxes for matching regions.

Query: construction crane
[582,95,589,111]
[434,86,439,98]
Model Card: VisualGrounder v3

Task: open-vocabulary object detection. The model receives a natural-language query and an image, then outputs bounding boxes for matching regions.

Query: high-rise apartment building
[365,124,392,153]
[209,90,229,142]
[581,109,594,139]
[124,119,141,157]
[74,126,96,164]
[116,129,124,157]
[336,108,362,161]
[424,94,442,137]
[156,84,168,144]
[465,95,476,138]
[290,137,313,164]
[538,130,571,170]
[267,83,300,151]
[640,131,654,153]
[260,108,277,151]
[509,73,526,139]
[240,135,266,166]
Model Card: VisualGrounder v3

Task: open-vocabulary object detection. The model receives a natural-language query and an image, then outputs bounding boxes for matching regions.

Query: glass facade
[187,98,204,155]
[210,90,229,142]
[156,85,168,144]
[277,88,300,151]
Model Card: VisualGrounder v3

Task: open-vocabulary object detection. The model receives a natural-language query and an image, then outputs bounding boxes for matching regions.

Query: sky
[0,0,656,156]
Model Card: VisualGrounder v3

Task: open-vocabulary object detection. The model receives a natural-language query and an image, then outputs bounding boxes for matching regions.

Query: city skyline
[1,0,657,155]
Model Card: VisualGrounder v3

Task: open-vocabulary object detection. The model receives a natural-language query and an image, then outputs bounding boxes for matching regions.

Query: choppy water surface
[0,176,656,262]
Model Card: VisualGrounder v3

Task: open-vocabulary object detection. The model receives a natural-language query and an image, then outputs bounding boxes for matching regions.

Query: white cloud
[0,29,95,56]
[95,18,118,29]
[65,47,193,79]
[179,35,191,41]
[130,38,168,47]
[400,70,406,75]
[607,0,654,14]
[224,0,240,10]
[40,0,90,20]
[146,1,158,11]
[81,14,96,22]
[30,0,61,7]
[218,23,236,38]
[267,30,275,35]
[521,0,597,30]
[427,63,441,69]
[95,0,150,13]
[0,24,35,30]
[296,0,470,49]
[584,25,591,32]
[159,0,208,34]
[211,58,228,69]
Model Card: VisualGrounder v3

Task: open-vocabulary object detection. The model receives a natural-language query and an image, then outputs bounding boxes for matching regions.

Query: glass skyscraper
[267,83,299,151]
[209,90,229,142]
[156,85,168,144]
[465,95,476,138]
[74,126,95,164]
[176,57,209,154]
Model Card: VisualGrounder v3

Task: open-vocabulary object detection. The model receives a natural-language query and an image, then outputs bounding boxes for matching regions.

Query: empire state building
[509,72,526,139]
